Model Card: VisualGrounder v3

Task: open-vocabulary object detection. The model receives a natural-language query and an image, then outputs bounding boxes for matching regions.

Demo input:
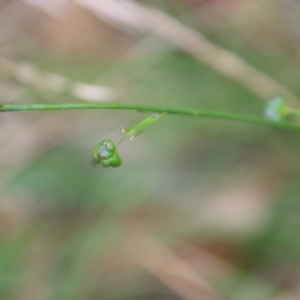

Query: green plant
[1,97,299,167]
[93,139,122,167]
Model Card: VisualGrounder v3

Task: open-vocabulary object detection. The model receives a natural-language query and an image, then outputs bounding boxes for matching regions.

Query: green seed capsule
[93,139,122,167]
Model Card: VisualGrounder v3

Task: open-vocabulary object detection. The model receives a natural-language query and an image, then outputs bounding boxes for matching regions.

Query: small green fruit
[93,139,122,167]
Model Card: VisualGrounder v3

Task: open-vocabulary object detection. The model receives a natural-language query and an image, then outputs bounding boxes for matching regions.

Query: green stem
[120,113,166,144]
[1,102,300,131]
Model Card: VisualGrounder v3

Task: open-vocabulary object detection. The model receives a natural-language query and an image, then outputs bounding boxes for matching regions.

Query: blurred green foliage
[2,10,300,298]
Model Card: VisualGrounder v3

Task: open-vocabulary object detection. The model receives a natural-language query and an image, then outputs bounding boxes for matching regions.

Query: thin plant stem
[1,102,300,131]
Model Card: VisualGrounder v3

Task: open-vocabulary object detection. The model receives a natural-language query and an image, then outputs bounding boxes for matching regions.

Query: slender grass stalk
[1,102,300,131]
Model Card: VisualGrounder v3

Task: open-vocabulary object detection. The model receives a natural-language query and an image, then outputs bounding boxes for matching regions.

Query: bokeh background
[1,0,300,299]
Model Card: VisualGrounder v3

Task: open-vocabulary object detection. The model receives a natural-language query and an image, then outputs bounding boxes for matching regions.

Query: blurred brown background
[1,1,300,299]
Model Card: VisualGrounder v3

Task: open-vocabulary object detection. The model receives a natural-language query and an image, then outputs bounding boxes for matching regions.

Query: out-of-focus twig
[0,58,117,102]
[73,0,299,106]
[127,236,224,300]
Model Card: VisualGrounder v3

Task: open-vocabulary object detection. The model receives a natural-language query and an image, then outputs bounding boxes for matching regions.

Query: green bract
[265,96,288,121]
[122,113,166,140]
[92,139,122,167]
